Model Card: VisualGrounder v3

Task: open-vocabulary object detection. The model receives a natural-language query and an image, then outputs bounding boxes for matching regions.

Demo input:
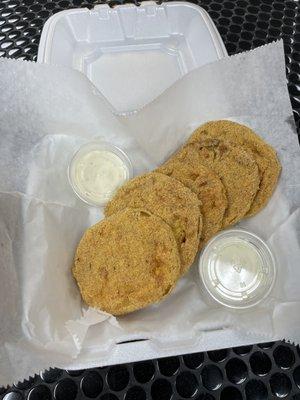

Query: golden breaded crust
[175,139,260,227]
[73,208,181,315]
[157,160,227,248]
[189,120,281,217]
[105,172,202,274]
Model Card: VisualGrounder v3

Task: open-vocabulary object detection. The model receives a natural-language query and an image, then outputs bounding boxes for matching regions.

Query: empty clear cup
[199,229,276,309]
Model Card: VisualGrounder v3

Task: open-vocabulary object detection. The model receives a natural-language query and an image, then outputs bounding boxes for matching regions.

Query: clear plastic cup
[68,141,133,207]
[199,229,276,309]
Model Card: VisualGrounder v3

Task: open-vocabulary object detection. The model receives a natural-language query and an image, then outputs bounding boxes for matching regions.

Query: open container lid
[38,1,227,113]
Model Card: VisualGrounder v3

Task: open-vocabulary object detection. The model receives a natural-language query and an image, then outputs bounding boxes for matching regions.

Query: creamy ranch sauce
[72,149,129,204]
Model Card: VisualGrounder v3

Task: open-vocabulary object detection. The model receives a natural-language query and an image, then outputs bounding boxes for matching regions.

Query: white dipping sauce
[69,142,132,206]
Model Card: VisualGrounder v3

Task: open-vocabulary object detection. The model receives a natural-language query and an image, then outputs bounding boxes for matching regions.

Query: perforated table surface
[0,0,300,399]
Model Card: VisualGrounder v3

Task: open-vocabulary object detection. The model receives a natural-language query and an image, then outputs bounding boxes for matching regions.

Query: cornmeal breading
[73,208,181,315]
[188,120,281,217]
[175,138,260,227]
[157,160,227,248]
[105,172,202,274]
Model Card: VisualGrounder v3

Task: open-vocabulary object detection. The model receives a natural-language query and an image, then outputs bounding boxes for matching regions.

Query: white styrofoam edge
[187,4,228,59]
[37,1,228,64]
[37,7,87,63]
[63,328,272,371]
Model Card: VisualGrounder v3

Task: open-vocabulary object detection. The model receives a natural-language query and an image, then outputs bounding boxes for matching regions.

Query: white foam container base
[66,329,266,371]
[38,1,227,113]
[36,3,266,365]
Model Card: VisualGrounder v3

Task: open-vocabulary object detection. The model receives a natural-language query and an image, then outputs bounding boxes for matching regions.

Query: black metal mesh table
[0,0,300,399]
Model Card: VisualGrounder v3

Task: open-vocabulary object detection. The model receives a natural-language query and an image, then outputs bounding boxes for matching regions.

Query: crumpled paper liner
[0,40,299,385]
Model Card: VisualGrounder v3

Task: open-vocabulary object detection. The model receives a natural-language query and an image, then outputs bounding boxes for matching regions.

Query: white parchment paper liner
[0,40,299,385]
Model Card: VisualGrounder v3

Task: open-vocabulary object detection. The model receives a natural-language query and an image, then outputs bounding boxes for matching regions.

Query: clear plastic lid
[199,229,276,309]
[68,141,133,207]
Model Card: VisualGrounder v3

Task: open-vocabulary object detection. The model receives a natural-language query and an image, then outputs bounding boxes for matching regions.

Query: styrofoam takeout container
[38,1,227,113]
[35,3,261,368]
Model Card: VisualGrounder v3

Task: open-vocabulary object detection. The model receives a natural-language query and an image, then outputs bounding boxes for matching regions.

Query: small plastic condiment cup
[199,229,276,309]
[68,141,133,207]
